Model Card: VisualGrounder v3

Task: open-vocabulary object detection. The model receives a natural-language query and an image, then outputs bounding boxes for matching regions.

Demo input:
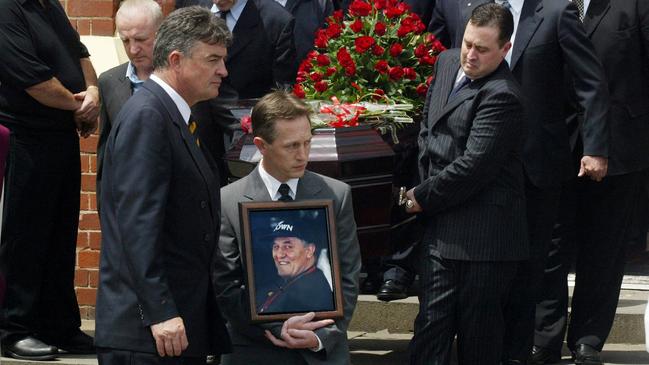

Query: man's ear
[167,50,183,70]
[501,40,512,56]
[306,244,316,258]
[253,136,266,155]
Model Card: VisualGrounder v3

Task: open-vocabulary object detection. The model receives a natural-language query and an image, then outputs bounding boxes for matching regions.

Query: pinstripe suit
[409,49,528,365]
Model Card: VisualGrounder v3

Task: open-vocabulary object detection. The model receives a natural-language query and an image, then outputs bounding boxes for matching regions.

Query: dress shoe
[376,279,408,301]
[3,335,58,361]
[529,345,560,364]
[40,329,95,354]
[572,344,603,365]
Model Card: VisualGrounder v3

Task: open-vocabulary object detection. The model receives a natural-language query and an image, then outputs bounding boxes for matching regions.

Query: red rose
[426,75,434,85]
[374,0,386,9]
[326,23,343,38]
[388,66,404,80]
[316,54,331,66]
[403,67,417,80]
[332,9,344,22]
[416,83,428,96]
[415,19,426,33]
[314,29,329,48]
[240,115,252,134]
[337,48,354,67]
[384,3,406,18]
[420,55,438,65]
[397,24,412,37]
[372,44,385,56]
[351,82,362,91]
[375,88,385,96]
[298,59,313,73]
[296,71,306,83]
[326,66,337,76]
[314,80,328,92]
[389,43,404,57]
[349,0,372,16]
[310,72,323,82]
[345,64,357,76]
[424,33,436,44]
[354,35,375,53]
[374,22,386,36]
[433,39,444,52]
[350,19,363,33]
[374,59,389,74]
[293,83,306,98]
[307,50,318,59]
[414,43,428,58]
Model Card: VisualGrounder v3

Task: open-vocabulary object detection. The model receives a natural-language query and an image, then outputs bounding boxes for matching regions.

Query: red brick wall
[63,0,176,319]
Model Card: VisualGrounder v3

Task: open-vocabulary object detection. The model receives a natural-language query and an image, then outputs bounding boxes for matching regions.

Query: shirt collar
[125,62,145,85]
[505,0,523,14]
[149,74,191,125]
[211,0,248,22]
[258,161,299,201]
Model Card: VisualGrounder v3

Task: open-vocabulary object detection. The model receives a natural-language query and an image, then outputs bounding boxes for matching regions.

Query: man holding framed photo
[213,90,361,364]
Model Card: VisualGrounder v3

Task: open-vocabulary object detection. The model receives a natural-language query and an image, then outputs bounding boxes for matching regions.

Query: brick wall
[63,0,177,319]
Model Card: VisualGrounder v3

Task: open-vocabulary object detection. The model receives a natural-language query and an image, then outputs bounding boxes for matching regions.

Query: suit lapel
[243,167,273,201]
[295,171,324,200]
[510,0,543,70]
[284,0,299,13]
[228,0,261,61]
[583,0,610,37]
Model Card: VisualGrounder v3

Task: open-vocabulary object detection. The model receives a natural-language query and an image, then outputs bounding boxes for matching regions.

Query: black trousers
[0,128,81,341]
[97,348,206,365]
[409,247,517,365]
[534,172,639,353]
[502,177,561,362]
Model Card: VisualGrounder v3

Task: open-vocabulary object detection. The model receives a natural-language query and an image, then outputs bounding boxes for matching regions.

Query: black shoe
[3,336,59,361]
[529,345,561,364]
[376,279,408,301]
[40,329,95,354]
[572,344,602,365]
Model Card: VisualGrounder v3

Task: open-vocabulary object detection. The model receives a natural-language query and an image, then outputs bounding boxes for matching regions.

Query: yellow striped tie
[188,120,200,147]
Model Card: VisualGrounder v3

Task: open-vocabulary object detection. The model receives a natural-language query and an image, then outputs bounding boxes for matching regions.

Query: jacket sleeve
[272,16,298,86]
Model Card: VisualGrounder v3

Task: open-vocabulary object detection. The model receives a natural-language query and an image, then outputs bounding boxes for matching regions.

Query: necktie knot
[278,184,293,202]
[572,0,585,20]
[448,76,471,100]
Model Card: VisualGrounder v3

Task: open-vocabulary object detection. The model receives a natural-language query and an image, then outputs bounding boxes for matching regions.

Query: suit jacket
[285,0,333,64]
[95,79,230,356]
[218,0,297,100]
[414,49,528,261]
[429,0,610,188]
[257,267,334,314]
[96,62,132,195]
[582,0,649,175]
[213,168,361,364]
[175,0,212,8]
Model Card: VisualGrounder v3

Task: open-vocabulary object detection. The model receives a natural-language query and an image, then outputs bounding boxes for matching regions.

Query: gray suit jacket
[213,168,361,364]
[414,49,528,261]
[97,62,132,195]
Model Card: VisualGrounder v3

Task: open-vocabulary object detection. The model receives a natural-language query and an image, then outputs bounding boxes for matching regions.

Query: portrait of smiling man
[214,90,361,365]
[95,6,232,364]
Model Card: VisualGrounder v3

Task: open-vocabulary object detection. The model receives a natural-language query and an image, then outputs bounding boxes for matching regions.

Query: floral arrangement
[293,0,446,128]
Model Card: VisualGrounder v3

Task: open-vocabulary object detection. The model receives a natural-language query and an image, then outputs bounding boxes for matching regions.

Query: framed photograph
[239,199,344,323]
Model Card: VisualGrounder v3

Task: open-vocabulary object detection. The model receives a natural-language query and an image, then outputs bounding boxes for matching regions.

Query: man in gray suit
[213,91,361,365]
[405,4,528,364]
[96,0,162,195]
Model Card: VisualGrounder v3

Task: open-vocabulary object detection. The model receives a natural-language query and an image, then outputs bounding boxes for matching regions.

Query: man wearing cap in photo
[256,219,333,315]
[213,90,361,364]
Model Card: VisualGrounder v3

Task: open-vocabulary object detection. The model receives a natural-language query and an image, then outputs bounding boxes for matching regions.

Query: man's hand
[578,156,608,182]
[73,85,100,123]
[150,317,188,357]
[264,312,334,350]
[405,188,423,214]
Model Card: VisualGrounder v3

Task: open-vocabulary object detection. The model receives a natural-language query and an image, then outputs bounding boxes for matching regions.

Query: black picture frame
[239,199,344,323]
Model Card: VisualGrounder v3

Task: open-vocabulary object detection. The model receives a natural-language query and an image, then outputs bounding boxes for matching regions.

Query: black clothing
[256,267,333,315]
[97,347,206,365]
[0,0,89,131]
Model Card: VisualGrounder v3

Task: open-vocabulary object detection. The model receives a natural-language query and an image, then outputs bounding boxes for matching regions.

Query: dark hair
[251,91,313,143]
[469,3,514,46]
[153,6,232,70]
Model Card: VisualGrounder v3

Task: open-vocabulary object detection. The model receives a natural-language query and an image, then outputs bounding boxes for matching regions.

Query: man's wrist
[310,334,323,352]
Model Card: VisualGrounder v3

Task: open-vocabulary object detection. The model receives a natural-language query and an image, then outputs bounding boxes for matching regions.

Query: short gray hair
[153,6,232,70]
[116,0,163,29]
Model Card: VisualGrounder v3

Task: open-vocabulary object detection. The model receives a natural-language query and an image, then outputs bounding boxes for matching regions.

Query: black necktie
[448,76,471,100]
[278,184,293,202]
[219,10,229,20]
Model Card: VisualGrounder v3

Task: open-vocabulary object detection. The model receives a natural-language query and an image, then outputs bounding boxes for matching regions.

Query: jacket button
[204,233,211,242]
[200,201,207,209]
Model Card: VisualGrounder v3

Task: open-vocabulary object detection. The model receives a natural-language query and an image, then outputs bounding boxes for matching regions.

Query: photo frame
[239,199,344,323]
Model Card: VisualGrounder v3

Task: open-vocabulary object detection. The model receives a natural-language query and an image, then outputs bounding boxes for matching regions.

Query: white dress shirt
[496,0,523,66]
[258,161,298,201]
[210,0,248,32]
[149,74,190,125]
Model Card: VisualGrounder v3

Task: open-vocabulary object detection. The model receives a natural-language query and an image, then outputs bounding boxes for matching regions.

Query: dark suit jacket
[286,0,333,64]
[96,62,132,195]
[414,49,528,261]
[218,0,297,100]
[429,0,610,188]
[257,267,334,314]
[95,79,230,356]
[175,0,212,8]
[214,168,361,364]
[582,0,649,175]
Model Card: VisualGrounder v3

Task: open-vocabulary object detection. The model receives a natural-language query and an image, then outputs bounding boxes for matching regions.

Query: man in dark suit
[428,1,610,362]
[532,2,649,364]
[211,0,296,100]
[96,0,162,197]
[405,4,527,364]
[284,0,334,64]
[95,7,232,364]
[213,91,361,364]
[176,0,212,8]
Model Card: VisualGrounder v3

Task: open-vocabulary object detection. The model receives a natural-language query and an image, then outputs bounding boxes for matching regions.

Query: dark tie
[278,184,293,202]
[448,76,471,100]
[188,118,200,147]
[219,10,229,20]
[573,0,584,20]
[498,0,512,11]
